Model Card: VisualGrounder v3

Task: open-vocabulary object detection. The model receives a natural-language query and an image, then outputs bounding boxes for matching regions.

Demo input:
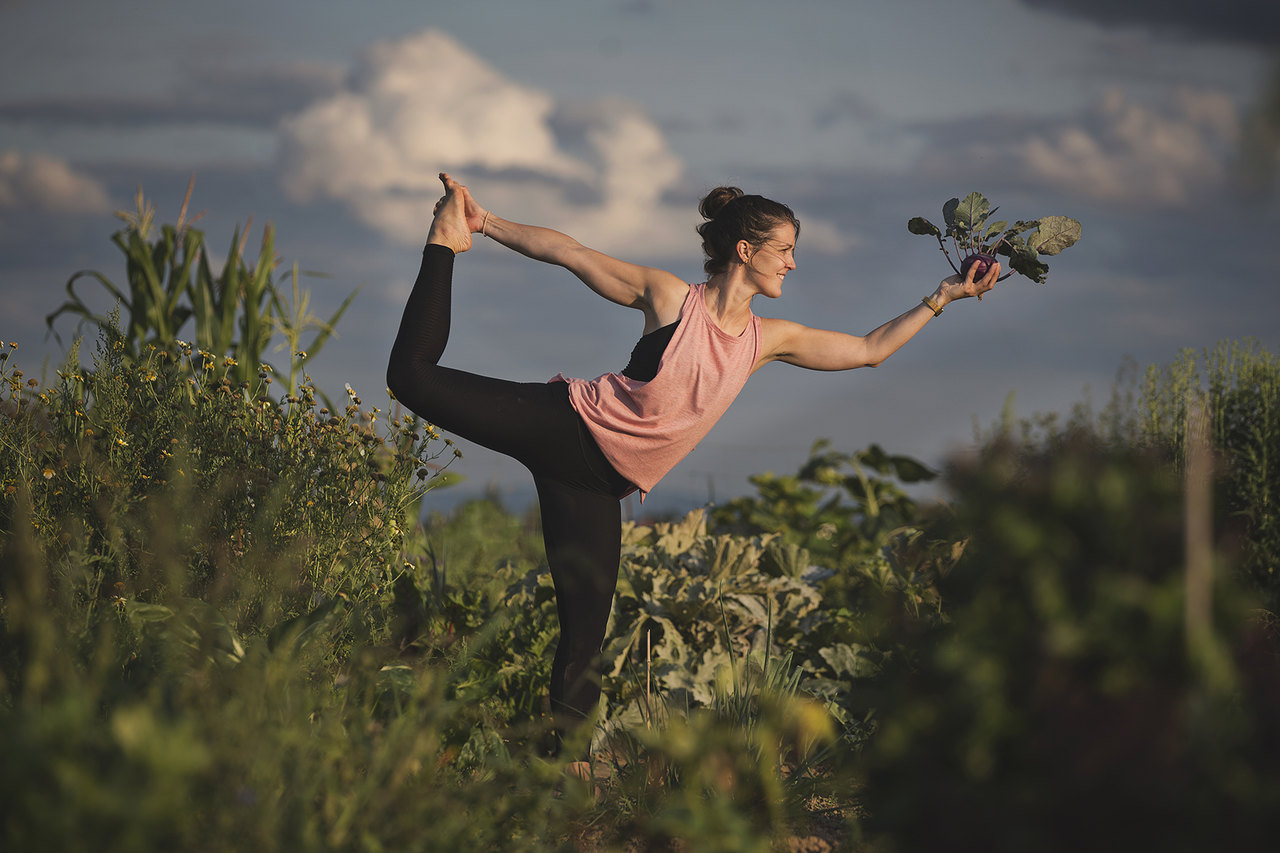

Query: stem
[934,234,959,274]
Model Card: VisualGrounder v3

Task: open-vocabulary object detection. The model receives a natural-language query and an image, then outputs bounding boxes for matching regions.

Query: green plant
[1110,339,1280,613]
[907,191,1081,283]
[0,319,455,642]
[855,429,1280,852]
[45,181,357,392]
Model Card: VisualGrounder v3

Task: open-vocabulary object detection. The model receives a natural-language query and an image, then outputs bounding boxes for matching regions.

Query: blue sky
[2,0,1277,515]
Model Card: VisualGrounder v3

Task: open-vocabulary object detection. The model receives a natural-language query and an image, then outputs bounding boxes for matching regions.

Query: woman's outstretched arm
[440,174,687,328]
[758,262,1001,372]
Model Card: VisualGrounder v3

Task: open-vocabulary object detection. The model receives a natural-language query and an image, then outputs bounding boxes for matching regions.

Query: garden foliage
[4,202,1279,850]
[855,430,1280,852]
[45,182,357,394]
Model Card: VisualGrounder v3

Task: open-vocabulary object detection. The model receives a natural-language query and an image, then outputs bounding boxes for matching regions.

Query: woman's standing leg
[534,476,623,752]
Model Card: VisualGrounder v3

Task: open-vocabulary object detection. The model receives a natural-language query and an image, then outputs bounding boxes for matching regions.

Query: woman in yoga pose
[387,173,998,757]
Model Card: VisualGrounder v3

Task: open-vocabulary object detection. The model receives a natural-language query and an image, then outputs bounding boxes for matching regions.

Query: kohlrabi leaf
[983,220,1008,241]
[1028,215,1082,256]
[1010,246,1050,283]
[952,193,989,230]
[907,217,942,237]
[942,197,960,229]
[993,234,1025,257]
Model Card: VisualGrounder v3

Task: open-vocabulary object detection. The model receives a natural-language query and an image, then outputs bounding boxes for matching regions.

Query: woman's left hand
[938,259,1000,306]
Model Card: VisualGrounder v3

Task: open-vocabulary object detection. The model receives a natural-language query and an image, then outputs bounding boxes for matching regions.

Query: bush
[855,428,1280,852]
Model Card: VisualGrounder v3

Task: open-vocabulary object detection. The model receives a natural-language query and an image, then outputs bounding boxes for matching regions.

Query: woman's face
[744,222,797,297]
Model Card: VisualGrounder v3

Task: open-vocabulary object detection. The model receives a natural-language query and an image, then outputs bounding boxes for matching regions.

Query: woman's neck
[703,271,756,337]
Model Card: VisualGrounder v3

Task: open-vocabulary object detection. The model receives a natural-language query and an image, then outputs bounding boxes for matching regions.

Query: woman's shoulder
[648,276,694,326]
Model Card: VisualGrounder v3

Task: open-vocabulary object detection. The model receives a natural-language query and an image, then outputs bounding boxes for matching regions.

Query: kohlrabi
[908,192,1081,284]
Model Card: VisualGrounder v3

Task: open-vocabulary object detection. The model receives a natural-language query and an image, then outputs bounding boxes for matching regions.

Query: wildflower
[116,438,128,447]
[42,468,54,479]
[223,357,238,368]
[296,351,307,359]
[27,378,37,387]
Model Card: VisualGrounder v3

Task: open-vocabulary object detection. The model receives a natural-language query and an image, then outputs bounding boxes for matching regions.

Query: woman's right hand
[434,173,490,235]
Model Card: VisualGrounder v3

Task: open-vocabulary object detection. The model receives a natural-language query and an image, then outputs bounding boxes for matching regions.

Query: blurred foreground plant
[855,428,1280,852]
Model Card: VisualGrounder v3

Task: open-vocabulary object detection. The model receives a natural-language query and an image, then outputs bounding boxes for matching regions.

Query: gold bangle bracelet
[481,211,490,237]
[922,295,943,317]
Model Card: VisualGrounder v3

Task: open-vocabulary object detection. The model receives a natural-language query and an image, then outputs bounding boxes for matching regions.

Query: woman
[387,173,997,753]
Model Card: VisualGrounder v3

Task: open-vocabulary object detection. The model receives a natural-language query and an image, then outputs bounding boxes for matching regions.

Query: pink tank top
[552,283,761,497]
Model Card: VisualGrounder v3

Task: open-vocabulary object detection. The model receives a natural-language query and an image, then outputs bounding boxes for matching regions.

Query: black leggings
[387,244,632,745]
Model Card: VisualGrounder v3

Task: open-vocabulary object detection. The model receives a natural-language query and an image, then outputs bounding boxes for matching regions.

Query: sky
[2,0,1278,517]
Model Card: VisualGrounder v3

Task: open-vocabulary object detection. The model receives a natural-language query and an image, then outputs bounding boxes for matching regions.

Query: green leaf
[889,454,937,484]
[1009,246,1050,283]
[1028,215,1082,256]
[993,234,1025,257]
[942,197,960,229]
[125,601,174,630]
[908,217,941,237]
[952,193,989,230]
[983,220,1008,241]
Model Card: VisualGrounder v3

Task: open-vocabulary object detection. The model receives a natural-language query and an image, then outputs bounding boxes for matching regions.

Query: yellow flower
[42,468,54,479]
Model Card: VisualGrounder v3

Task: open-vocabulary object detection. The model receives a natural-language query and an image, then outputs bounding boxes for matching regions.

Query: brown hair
[696,187,800,275]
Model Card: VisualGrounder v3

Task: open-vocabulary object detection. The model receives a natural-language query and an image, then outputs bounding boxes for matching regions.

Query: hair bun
[698,186,744,221]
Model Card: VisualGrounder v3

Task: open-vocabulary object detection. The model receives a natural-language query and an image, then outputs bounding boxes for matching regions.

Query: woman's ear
[736,239,753,264]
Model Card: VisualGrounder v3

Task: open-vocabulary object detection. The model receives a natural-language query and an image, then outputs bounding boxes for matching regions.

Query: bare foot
[426,173,473,253]
[564,760,605,802]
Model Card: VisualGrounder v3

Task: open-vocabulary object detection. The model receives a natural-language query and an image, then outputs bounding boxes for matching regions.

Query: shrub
[855,428,1280,852]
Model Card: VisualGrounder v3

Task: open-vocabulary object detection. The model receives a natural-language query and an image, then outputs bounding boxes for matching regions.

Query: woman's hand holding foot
[426,172,475,254]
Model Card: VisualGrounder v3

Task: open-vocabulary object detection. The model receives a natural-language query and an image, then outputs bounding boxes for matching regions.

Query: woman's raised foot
[426,172,473,254]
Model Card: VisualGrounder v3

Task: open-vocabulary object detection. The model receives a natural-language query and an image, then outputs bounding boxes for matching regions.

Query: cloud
[0,62,344,129]
[916,88,1241,206]
[0,149,110,213]
[1018,0,1280,49]
[277,29,695,254]
[278,29,850,258]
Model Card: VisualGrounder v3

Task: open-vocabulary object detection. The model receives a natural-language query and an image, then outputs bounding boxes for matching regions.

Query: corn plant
[45,180,357,390]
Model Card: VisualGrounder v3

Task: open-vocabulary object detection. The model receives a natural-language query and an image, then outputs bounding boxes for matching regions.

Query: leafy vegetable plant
[908,192,1081,284]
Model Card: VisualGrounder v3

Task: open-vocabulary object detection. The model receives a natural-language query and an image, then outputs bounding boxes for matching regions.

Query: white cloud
[279,29,693,255]
[918,88,1241,207]
[1016,88,1240,205]
[278,28,849,258]
[0,149,111,214]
